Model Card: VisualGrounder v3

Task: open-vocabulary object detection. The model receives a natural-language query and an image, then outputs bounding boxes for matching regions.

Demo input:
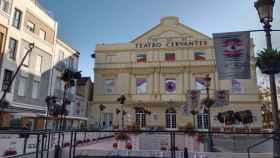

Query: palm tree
[256,48,280,74]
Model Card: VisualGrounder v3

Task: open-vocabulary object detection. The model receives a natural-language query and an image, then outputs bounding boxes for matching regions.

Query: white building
[0,0,82,129]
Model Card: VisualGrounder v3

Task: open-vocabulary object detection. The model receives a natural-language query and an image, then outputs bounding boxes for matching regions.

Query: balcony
[95,60,218,70]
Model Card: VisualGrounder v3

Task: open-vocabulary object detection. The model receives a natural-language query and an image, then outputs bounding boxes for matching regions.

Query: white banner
[213,31,251,80]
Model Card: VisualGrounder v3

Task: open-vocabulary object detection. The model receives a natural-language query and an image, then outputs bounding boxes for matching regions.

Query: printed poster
[213,31,251,79]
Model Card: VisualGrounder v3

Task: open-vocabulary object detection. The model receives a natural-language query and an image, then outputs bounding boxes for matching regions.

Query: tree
[256,48,280,74]
[258,87,273,128]
[258,87,272,109]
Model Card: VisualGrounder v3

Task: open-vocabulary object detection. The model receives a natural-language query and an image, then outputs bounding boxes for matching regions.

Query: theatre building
[91,16,261,130]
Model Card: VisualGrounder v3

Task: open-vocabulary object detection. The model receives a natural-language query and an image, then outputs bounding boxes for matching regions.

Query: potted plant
[256,48,280,74]
[113,142,118,149]
[160,146,167,151]
[201,98,215,108]
[170,146,179,151]
[196,133,205,143]
[3,149,17,156]
[115,132,130,149]
[126,143,133,150]
[63,142,70,148]
[183,122,196,137]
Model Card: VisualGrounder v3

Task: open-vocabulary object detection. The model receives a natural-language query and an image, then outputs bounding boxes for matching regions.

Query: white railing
[74,149,273,158]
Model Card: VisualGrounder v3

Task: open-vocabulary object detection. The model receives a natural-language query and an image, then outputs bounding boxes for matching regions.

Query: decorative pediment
[131,16,211,44]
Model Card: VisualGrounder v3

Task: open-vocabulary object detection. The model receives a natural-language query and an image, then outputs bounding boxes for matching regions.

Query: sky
[39,0,280,82]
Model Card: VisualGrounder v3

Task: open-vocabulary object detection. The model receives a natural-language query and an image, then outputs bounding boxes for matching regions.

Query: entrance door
[136,111,146,128]
[102,112,113,129]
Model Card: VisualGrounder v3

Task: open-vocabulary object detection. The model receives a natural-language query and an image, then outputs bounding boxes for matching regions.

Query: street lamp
[190,108,198,129]
[117,95,126,129]
[255,1,280,158]
[203,74,214,152]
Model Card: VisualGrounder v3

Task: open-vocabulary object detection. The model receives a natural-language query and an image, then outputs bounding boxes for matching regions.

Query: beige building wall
[92,16,261,129]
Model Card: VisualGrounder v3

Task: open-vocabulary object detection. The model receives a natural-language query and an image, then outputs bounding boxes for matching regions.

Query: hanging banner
[213,31,251,80]
[187,90,201,107]
[181,104,190,116]
[214,90,230,107]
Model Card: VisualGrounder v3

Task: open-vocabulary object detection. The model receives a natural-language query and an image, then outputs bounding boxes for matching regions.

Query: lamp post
[204,74,214,152]
[190,109,198,129]
[255,0,280,157]
[117,95,126,129]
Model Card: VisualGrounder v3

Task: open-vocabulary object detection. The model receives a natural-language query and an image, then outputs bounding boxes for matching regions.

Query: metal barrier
[0,129,277,158]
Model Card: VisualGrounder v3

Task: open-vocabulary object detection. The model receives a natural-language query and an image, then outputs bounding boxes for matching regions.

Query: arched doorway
[166,107,176,129]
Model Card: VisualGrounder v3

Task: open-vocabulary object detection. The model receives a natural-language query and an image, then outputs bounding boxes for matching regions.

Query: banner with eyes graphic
[213,31,251,80]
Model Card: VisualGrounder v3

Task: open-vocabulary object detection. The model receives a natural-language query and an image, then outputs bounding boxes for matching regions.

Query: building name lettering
[135,40,208,49]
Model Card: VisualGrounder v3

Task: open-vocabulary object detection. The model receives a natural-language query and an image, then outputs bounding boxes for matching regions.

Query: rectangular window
[31,81,40,99]
[104,79,114,94]
[165,78,176,94]
[23,48,30,67]
[39,29,46,40]
[35,55,42,73]
[194,52,206,61]
[26,21,35,32]
[8,38,18,60]
[0,0,10,13]
[166,113,176,129]
[136,78,147,94]
[12,8,22,29]
[165,53,175,61]
[2,69,13,92]
[17,77,26,96]
[69,57,74,69]
[136,53,146,63]
[105,55,115,63]
[58,51,64,62]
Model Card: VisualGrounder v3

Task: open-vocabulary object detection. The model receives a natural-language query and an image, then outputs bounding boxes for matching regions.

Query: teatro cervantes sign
[135,37,208,49]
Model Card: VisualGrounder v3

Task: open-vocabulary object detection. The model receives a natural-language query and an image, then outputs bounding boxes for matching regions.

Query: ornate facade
[92,17,261,130]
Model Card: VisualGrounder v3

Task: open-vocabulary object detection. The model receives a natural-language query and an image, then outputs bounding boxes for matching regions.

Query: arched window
[135,108,146,128]
[166,108,176,129]
[197,107,209,129]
